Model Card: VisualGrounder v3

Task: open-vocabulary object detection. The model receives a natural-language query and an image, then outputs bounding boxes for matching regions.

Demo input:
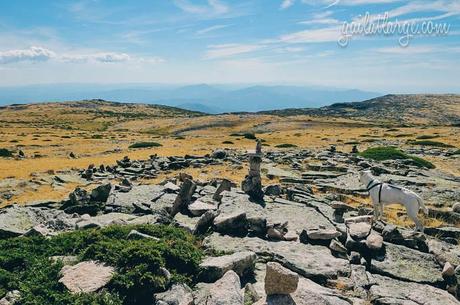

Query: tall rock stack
[242,140,264,201]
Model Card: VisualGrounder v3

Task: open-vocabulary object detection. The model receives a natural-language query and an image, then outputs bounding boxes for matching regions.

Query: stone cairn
[241,139,264,201]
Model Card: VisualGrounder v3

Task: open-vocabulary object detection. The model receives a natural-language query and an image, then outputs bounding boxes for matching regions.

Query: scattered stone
[443,262,455,278]
[154,283,193,305]
[194,210,219,235]
[264,184,282,196]
[194,270,244,305]
[264,262,299,296]
[163,182,180,193]
[199,251,256,282]
[366,231,384,250]
[170,179,196,216]
[213,212,247,236]
[349,251,361,264]
[346,216,372,240]
[452,202,460,213]
[90,183,112,202]
[212,149,227,159]
[188,200,216,216]
[0,290,20,305]
[59,261,114,293]
[213,179,232,201]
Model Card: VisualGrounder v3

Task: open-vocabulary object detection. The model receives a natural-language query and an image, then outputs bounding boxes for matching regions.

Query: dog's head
[358,170,372,184]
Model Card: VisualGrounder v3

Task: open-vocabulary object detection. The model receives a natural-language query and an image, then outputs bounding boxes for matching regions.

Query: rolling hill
[260,94,460,126]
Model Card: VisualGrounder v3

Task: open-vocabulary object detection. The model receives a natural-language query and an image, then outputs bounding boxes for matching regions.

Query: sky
[0,0,459,92]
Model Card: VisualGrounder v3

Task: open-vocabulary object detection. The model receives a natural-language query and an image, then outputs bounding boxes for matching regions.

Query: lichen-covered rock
[59,261,114,293]
[370,242,443,284]
[264,262,299,295]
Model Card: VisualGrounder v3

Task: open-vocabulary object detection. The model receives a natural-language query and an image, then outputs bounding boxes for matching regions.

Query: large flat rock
[204,233,350,282]
[59,261,114,293]
[369,274,459,305]
[370,242,443,284]
[106,185,165,213]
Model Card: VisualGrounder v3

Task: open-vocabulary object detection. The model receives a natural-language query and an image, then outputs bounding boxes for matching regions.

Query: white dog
[359,170,428,231]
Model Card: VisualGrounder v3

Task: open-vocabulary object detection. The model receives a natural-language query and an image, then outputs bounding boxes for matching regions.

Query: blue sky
[0,0,459,92]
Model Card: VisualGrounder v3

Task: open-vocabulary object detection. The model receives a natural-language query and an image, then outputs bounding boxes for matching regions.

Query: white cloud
[61,52,130,63]
[173,0,229,15]
[280,26,341,43]
[281,0,295,9]
[205,43,264,59]
[196,24,230,35]
[0,46,56,64]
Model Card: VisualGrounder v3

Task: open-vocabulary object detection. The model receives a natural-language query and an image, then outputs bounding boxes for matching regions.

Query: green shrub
[128,142,162,149]
[222,141,234,144]
[91,134,103,139]
[275,143,298,148]
[0,225,202,305]
[359,146,435,169]
[416,135,440,140]
[407,140,454,148]
[0,148,13,157]
[452,149,460,155]
[243,133,256,140]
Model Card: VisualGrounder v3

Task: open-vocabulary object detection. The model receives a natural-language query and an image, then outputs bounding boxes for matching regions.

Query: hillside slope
[261,94,460,126]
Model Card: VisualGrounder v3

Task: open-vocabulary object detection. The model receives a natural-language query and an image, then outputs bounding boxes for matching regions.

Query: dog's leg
[406,200,423,232]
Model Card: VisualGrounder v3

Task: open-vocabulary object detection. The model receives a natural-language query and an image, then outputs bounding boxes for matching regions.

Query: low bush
[407,140,454,148]
[275,143,298,148]
[0,148,13,157]
[416,135,440,140]
[128,142,162,149]
[359,146,435,169]
[0,225,202,305]
[243,133,256,140]
[222,141,234,144]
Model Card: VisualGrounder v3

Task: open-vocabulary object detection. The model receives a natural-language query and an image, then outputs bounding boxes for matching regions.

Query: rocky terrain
[1,141,459,305]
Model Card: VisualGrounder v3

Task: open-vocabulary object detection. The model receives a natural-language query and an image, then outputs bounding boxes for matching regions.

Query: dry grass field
[0,99,459,229]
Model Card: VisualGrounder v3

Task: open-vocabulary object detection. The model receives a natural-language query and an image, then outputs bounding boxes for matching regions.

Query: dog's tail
[416,195,428,215]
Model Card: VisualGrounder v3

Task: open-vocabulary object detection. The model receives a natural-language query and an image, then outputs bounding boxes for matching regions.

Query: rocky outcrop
[194,271,244,305]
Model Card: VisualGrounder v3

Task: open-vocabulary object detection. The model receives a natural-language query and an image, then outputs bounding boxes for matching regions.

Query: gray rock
[443,262,455,278]
[264,184,282,196]
[154,283,193,305]
[0,290,20,305]
[107,185,165,214]
[366,231,384,250]
[255,277,353,305]
[369,274,459,305]
[171,179,197,216]
[163,182,180,192]
[370,242,443,284]
[200,251,256,282]
[59,261,114,293]
[212,149,227,159]
[303,228,341,242]
[194,270,243,305]
[213,212,248,236]
[452,202,460,213]
[194,210,220,235]
[265,262,299,295]
[90,183,112,202]
[345,216,372,240]
[187,200,216,216]
[427,238,460,266]
[213,179,232,201]
[204,234,350,282]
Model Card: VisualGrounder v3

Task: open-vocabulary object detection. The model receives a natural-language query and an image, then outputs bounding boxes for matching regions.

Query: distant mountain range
[0,83,380,113]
